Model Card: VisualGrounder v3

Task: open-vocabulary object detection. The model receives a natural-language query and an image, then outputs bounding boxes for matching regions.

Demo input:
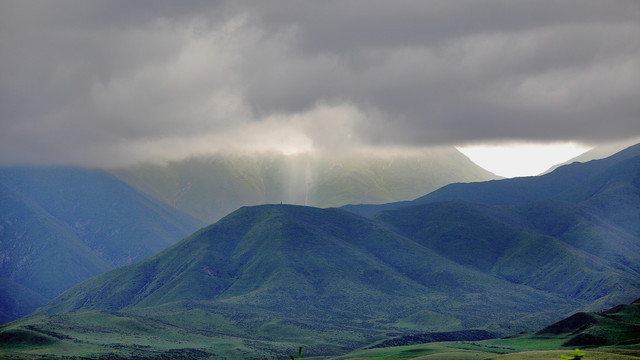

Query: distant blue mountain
[0,167,203,323]
[343,143,640,217]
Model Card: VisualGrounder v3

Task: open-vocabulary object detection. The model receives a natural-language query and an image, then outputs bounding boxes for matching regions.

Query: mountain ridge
[0,166,204,323]
[37,204,583,345]
[3,144,640,357]
[343,142,640,217]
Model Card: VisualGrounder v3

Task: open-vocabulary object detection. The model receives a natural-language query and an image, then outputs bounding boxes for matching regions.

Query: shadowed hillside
[0,167,203,323]
[33,204,580,356]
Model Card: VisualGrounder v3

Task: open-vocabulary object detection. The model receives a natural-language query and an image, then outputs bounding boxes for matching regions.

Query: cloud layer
[1,0,638,165]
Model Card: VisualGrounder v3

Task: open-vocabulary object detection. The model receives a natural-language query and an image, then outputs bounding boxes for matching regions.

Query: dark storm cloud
[235,0,640,144]
[0,0,638,165]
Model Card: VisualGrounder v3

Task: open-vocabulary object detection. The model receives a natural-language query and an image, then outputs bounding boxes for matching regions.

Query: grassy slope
[30,205,582,356]
[4,302,636,360]
[0,310,296,360]
[2,307,636,360]
[374,200,640,309]
[336,300,640,359]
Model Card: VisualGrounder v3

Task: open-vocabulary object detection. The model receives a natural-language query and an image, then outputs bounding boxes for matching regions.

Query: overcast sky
[1,0,639,167]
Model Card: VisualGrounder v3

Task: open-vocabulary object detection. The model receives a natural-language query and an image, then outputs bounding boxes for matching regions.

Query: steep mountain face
[0,167,203,323]
[110,148,498,223]
[37,205,579,353]
[344,143,640,217]
[368,145,640,309]
[374,200,640,306]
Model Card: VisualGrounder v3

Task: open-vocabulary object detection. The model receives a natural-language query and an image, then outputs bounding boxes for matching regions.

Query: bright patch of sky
[456,142,592,178]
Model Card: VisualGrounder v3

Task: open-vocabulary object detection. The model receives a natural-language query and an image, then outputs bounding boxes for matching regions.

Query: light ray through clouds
[0,0,638,172]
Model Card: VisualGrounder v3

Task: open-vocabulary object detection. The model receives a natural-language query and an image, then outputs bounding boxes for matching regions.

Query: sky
[1,1,639,177]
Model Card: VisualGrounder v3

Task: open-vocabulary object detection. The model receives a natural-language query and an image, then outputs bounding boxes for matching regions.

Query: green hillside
[3,146,640,357]
[336,298,640,359]
[110,148,498,223]
[0,167,203,266]
[1,283,638,359]
[28,204,584,357]
[373,199,640,304]
[0,310,284,360]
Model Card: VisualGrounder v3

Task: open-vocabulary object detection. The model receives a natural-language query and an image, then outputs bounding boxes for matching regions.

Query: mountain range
[1,144,639,358]
[0,167,203,323]
[9,143,637,357]
[343,142,640,216]
[0,148,496,324]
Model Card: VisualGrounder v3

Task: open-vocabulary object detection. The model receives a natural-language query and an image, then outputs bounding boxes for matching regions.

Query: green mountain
[368,146,640,308]
[0,167,203,323]
[374,200,640,306]
[343,142,640,217]
[3,145,640,358]
[110,148,498,223]
[31,204,582,357]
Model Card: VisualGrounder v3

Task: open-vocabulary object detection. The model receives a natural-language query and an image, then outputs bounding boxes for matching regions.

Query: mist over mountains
[0,148,495,323]
[0,143,637,358]
[110,147,498,223]
[1,2,638,358]
[344,142,640,216]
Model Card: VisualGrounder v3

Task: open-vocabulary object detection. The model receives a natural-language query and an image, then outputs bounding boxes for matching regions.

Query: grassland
[2,298,639,359]
[0,310,309,359]
[335,338,640,360]
[336,300,640,360]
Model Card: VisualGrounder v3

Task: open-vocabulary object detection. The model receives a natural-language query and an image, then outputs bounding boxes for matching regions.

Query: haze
[1,1,638,175]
